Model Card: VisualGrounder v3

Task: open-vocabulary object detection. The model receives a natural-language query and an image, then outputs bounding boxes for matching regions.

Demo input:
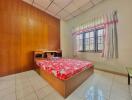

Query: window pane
[97,29,104,51]
[85,39,89,43]
[98,36,101,43]
[90,44,94,50]
[90,38,94,44]
[90,37,94,50]
[76,34,83,51]
[85,45,89,50]
[98,36,103,44]
[100,37,103,43]
[98,29,104,36]
[85,33,89,38]
[84,31,95,51]
[90,32,94,37]
[85,38,90,51]
[84,33,90,51]
[98,43,103,50]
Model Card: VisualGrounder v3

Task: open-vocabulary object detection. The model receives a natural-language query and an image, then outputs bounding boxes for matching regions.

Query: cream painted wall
[61,0,132,74]
[60,20,73,58]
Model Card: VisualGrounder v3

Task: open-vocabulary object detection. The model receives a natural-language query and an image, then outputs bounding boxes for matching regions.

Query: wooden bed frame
[34,50,94,98]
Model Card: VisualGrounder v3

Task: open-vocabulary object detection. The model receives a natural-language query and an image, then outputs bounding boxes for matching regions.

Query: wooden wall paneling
[47,15,60,50]
[9,16,21,74]
[0,15,10,76]
[0,0,60,76]
[21,16,33,71]
[0,4,21,75]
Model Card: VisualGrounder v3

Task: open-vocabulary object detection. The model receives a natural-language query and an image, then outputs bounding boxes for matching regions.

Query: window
[84,31,94,51]
[76,28,104,52]
[97,29,104,51]
[76,34,83,51]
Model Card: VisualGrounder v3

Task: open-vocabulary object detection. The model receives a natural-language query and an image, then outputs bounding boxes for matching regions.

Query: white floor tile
[65,91,82,100]
[1,92,16,100]
[43,92,64,100]
[36,85,55,100]
[16,86,34,99]
[16,81,31,91]
[15,72,28,80]
[26,70,40,78]
[0,79,15,90]
[109,74,132,100]
[18,92,38,100]
[110,82,131,100]
[0,73,15,80]
[83,86,109,100]
[114,74,128,85]
[30,78,48,91]
[0,70,131,100]
[0,87,15,99]
[16,78,29,85]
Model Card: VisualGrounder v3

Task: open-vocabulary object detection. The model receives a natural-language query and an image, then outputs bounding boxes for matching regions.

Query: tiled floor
[0,70,132,100]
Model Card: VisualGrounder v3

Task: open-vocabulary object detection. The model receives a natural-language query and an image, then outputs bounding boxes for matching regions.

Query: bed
[34,50,94,98]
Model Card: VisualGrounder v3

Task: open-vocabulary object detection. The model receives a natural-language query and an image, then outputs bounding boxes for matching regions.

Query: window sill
[78,50,102,53]
[78,50,84,52]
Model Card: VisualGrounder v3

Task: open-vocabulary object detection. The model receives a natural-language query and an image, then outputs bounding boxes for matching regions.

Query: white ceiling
[22,0,105,21]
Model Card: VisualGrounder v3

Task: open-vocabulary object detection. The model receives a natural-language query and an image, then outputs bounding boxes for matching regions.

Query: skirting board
[95,68,127,77]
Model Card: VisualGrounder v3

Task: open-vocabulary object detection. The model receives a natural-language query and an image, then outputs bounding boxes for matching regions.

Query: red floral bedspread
[36,58,93,80]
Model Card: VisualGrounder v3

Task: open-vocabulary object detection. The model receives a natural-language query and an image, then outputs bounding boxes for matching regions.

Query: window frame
[96,28,104,53]
[77,28,104,53]
[76,33,84,52]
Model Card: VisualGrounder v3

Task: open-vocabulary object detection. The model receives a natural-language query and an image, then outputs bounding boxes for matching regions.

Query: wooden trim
[37,66,94,98]
[95,68,127,77]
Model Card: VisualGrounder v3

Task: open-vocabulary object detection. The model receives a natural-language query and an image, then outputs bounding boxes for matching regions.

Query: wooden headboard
[34,50,62,61]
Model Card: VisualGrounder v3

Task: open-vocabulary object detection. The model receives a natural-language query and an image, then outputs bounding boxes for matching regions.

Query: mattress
[36,58,93,80]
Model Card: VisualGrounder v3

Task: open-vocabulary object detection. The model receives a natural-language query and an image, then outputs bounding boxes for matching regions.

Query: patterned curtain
[102,11,118,58]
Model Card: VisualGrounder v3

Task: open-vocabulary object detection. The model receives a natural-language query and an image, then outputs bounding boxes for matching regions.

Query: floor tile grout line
[27,74,55,100]
[15,74,17,100]
[16,91,36,100]
[27,76,40,100]
[40,90,57,100]
[0,76,16,99]
[15,74,38,100]
[27,72,62,100]
[2,70,132,100]
[2,71,53,100]
[0,71,42,100]
[108,74,115,100]
[128,85,132,100]
[0,78,15,91]
[108,74,132,100]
